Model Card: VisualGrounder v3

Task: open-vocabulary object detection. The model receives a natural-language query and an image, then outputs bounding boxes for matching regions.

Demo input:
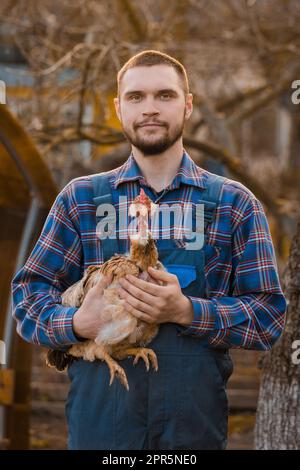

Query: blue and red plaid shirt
[11,150,286,351]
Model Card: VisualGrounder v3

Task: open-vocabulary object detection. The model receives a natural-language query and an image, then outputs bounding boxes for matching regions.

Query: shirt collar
[113,148,207,190]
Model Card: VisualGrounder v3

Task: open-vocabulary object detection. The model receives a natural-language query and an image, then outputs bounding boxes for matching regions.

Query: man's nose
[142,97,160,115]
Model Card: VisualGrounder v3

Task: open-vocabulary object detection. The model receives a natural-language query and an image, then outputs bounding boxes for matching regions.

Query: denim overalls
[65,172,234,450]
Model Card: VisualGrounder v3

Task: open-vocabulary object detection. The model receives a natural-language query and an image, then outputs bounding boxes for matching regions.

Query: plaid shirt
[11,150,286,351]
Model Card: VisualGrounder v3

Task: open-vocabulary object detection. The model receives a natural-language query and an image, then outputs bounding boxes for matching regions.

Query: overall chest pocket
[158,244,205,297]
[164,264,197,295]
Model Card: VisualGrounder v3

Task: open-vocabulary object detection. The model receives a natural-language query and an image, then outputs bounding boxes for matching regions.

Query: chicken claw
[107,360,129,390]
[100,352,129,390]
[125,347,158,372]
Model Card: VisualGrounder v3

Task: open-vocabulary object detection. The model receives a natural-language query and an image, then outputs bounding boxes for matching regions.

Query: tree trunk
[255,220,300,449]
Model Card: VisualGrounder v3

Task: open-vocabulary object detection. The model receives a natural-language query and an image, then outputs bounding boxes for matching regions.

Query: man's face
[114,65,193,155]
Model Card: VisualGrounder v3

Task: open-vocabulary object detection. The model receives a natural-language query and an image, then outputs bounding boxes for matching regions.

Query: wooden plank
[0,437,10,450]
[228,388,259,410]
[31,381,68,402]
[226,349,261,410]
[6,335,32,449]
[228,374,260,390]
[0,369,14,405]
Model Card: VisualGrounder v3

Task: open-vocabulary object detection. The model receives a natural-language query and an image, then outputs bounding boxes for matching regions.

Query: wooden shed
[0,104,57,449]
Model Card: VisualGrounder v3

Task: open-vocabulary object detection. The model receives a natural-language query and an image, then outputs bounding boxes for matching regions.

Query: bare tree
[255,219,300,449]
[1,0,300,256]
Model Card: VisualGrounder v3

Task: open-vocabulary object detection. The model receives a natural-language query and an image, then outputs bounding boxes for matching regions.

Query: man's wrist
[177,295,194,326]
[72,309,86,341]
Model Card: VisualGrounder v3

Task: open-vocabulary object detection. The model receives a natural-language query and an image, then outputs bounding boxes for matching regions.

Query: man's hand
[72,273,113,340]
[118,266,194,326]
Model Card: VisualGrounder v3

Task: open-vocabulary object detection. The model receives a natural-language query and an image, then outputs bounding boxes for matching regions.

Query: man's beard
[122,116,185,155]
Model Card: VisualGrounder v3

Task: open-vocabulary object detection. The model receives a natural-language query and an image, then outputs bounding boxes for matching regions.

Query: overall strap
[91,172,119,261]
[196,173,225,235]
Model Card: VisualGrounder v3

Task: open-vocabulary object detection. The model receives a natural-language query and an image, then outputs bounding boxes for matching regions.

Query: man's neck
[131,142,184,192]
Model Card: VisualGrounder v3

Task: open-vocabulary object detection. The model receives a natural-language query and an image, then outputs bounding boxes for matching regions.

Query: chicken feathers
[46,189,165,390]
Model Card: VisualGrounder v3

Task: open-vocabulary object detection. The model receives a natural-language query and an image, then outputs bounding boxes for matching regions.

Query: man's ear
[114,97,121,121]
[185,93,193,120]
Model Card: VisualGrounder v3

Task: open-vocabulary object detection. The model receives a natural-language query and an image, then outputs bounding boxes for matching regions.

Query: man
[12,50,286,450]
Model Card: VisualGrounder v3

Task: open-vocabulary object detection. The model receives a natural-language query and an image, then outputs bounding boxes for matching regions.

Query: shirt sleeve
[11,185,85,350]
[179,197,287,350]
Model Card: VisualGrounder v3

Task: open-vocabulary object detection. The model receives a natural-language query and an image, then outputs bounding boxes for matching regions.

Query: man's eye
[130,95,141,101]
[161,93,171,99]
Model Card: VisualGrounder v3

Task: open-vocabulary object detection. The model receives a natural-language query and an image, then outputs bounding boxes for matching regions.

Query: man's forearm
[12,279,83,349]
[177,292,286,350]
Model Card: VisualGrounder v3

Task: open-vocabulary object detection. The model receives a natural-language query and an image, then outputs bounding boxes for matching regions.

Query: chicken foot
[69,341,129,390]
[114,347,158,372]
[101,352,129,391]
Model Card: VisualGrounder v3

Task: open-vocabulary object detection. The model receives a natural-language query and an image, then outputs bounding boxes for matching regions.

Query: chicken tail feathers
[46,349,76,371]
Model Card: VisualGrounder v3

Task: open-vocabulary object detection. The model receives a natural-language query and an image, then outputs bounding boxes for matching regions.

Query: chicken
[46,189,165,390]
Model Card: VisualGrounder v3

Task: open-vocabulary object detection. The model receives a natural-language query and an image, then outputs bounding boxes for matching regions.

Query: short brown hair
[117,50,189,98]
